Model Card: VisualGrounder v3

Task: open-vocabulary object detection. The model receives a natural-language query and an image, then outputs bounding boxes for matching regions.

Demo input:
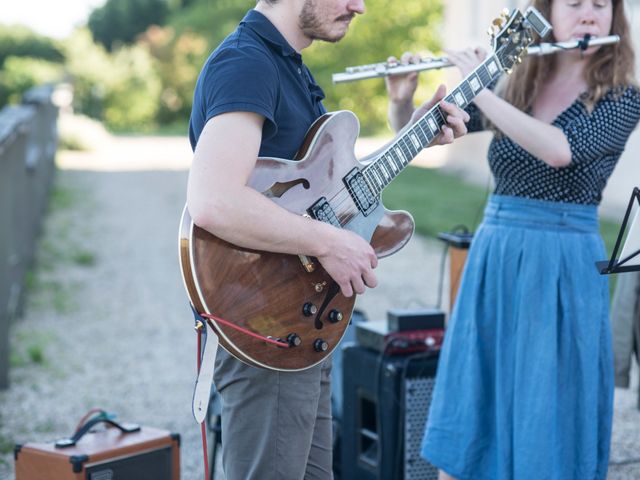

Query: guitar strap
[191,307,219,424]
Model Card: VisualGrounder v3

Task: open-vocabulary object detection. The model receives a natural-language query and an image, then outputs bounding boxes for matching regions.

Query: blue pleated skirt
[421,195,614,480]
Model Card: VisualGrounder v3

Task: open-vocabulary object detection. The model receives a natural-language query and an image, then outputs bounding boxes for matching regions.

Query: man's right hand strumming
[316,227,378,298]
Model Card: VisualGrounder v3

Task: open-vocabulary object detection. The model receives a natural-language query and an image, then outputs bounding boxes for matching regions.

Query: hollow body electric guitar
[179,8,551,371]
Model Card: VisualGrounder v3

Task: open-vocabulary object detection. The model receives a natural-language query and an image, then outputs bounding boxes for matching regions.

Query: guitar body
[179,111,414,371]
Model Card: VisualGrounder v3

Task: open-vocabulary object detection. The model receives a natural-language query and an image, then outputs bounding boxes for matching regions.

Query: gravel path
[0,134,638,479]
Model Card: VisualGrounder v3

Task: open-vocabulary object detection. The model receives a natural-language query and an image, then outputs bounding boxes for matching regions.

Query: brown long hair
[500,0,637,111]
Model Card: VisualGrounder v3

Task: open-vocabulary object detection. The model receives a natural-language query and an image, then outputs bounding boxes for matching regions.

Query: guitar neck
[363,53,504,195]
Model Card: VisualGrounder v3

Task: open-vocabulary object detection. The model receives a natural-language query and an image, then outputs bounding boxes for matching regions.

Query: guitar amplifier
[341,345,439,479]
[15,425,180,480]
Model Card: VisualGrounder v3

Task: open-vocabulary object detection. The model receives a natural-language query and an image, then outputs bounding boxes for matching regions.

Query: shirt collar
[241,9,299,59]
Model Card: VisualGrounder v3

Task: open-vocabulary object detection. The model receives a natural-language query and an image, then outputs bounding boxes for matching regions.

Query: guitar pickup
[344,168,378,216]
[308,197,341,228]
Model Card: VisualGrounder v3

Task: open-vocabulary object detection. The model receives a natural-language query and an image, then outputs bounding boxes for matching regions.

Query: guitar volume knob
[287,333,302,347]
[313,339,329,352]
[302,302,318,317]
[328,309,343,323]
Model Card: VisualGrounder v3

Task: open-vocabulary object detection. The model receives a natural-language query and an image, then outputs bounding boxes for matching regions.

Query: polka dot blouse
[467,85,640,205]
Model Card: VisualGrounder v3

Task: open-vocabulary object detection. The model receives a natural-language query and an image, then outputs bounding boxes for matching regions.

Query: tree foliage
[138,26,209,124]
[0,26,64,107]
[64,29,162,131]
[88,0,170,51]
[0,25,64,67]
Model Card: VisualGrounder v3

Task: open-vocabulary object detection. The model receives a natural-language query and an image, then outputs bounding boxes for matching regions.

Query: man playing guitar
[186,0,468,478]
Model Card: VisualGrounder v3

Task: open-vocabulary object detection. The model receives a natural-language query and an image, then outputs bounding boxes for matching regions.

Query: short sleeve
[203,46,280,138]
[563,86,640,165]
[465,102,486,133]
[465,77,500,133]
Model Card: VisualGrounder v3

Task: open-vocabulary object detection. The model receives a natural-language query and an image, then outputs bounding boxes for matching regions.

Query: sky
[2,0,107,39]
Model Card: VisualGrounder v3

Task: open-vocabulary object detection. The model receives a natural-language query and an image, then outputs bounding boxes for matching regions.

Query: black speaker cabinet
[341,345,439,480]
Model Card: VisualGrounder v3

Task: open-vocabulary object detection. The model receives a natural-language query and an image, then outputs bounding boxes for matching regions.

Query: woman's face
[550,0,613,49]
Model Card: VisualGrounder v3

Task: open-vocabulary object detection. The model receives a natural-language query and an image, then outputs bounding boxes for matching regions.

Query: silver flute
[332,35,620,84]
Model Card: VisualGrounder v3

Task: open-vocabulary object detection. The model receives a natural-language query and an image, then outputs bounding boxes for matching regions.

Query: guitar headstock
[489,6,552,74]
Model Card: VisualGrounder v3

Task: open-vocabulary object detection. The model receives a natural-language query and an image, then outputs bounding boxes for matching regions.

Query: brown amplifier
[15,414,180,480]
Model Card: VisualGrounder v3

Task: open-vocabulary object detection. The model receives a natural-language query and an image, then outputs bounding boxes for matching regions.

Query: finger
[340,280,354,298]
[448,114,468,131]
[439,126,454,144]
[447,116,467,137]
[439,101,466,118]
[400,51,413,64]
[438,100,455,113]
[362,269,378,288]
[351,277,366,295]
[425,84,447,109]
[446,103,471,123]
[387,55,398,65]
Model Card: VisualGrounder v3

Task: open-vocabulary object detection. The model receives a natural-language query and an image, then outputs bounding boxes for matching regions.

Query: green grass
[50,184,81,210]
[382,166,490,238]
[72,250,96,266]
[0,434,13,455]
[9,330,55,367]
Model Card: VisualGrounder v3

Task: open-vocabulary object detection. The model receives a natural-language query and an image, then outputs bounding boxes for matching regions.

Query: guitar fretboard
[362,54,504,196]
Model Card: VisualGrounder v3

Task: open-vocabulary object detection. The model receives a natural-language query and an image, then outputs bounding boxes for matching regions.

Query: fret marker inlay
[410,133,420,149]
[427,118,438,133]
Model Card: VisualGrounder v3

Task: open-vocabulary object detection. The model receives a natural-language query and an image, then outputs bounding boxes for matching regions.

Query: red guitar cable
[199,313,290,348]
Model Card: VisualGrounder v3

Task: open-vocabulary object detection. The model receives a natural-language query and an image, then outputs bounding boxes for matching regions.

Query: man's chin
[315,28,348,43]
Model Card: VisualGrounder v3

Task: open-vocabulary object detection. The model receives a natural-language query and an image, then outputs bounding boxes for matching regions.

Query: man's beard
[299,0,353,43]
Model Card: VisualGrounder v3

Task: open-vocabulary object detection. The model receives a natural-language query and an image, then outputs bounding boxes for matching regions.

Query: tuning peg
[487,27,496,38]
[501,8,510,17]
[492,17,504,27]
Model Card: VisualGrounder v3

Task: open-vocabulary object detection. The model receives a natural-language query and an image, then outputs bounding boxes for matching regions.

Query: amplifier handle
[55,416,141,448]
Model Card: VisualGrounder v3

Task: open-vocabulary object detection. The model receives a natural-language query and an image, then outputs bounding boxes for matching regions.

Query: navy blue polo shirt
[189,9,326,159]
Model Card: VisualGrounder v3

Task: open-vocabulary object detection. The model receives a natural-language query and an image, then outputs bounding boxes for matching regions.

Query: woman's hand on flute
[445,47,487,78]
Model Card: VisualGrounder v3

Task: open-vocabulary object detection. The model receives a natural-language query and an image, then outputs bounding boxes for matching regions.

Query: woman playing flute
[387,1,640,479]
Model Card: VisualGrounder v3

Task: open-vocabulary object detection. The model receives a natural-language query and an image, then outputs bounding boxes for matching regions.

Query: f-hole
[263,178,310,198]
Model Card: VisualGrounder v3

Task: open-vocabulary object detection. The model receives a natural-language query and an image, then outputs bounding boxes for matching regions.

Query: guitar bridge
[344,168,378,216]
[308,197,341,227]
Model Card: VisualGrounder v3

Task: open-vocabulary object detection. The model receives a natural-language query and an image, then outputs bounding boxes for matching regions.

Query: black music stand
[596,187,640,275]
